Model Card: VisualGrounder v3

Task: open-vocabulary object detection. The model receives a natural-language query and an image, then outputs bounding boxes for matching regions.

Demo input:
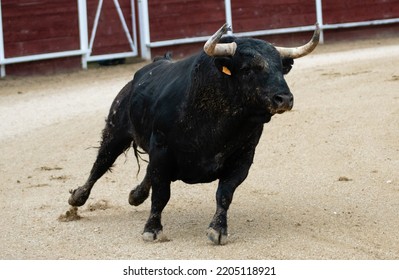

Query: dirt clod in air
[58,206,81,222]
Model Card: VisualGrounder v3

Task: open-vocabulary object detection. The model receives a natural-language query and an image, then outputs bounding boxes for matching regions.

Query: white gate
[82,0,138,67]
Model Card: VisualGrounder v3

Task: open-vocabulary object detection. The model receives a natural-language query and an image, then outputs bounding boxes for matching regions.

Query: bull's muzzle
[272,92,294,114]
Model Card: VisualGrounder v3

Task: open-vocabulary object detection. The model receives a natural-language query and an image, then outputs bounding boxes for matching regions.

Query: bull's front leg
[207,171,250,245]
[207,136,260,245]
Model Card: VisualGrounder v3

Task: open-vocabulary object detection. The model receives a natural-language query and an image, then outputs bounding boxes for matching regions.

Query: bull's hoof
[68,187,90,207]
[128,186,149,206]
[206,228,228,245]
[142,230,169,242]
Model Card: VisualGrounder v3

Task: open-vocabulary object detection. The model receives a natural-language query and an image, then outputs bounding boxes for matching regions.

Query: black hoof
[142,230,169,242]
[68,187,90,207]
[206,228,228,245]
[128,186,149,206]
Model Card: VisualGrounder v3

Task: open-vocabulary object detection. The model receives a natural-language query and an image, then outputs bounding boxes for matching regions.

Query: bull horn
[275,23,320,59]
[204,23,237,57]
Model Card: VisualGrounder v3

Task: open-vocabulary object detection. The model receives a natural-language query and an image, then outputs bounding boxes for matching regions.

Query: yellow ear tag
[222,66,232,76]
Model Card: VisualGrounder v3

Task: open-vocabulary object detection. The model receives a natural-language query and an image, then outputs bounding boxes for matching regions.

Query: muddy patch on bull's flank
[58,206,81,222]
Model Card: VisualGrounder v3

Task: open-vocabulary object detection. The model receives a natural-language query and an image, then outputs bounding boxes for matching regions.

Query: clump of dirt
[387,75,399,81]
[26,183,50,188]
[338,176,353,182]
[58,206,81,222]
[87,199,111,211]
[50,175,69,181]
[40,166,63,171]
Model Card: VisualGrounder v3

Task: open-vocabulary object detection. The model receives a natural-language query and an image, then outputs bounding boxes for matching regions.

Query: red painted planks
[232,0,317,32]
[2,0,79,57]
[148,0,225,41]
[322,0,399,24]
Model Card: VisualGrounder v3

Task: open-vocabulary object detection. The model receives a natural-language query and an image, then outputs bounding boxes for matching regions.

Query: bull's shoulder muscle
[130,56,199,136]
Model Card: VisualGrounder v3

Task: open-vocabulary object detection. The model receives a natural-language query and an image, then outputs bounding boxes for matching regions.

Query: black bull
[69,24,320,245]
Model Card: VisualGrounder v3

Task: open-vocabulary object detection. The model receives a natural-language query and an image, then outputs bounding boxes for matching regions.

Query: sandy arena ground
[0,37,398,260]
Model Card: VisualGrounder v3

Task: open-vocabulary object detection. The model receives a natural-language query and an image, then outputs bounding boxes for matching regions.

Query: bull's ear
[282,58,294,75]
[214,57,233,76]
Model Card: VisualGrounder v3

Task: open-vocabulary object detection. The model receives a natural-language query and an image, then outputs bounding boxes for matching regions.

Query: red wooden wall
[322,0,399,42]
[148,0,226,41]
[2,0,81,75]
[322,0,399,24]
[2,0,399,76]
[2,0,80,57]
[1,0,135,76]
[231,0,317,32]
[149,0,399,58]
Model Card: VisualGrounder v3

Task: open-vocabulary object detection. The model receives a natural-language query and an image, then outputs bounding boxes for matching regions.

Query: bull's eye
[240,66,252,74]
[253,64,265,72]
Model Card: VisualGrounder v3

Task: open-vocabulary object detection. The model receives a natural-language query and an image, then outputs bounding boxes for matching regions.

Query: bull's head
[204,23,320,121]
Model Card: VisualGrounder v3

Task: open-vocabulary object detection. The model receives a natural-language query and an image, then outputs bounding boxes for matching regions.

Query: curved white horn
[275,23,320,59]
[204,23,237,57]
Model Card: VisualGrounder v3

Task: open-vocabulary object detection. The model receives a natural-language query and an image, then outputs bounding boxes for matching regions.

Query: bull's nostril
[273,95,285,106]
[272,93,294,112]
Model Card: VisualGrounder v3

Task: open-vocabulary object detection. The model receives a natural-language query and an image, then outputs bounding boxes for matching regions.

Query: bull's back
[129,56,197,151]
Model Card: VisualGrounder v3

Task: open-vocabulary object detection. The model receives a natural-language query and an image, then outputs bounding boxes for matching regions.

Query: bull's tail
[133,141,149,177]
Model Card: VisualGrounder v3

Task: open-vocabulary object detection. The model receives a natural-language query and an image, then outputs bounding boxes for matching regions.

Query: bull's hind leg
[140,142,172,241]
[142,176,171,241]
[69,125,133,207]
[128,171,151,206]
